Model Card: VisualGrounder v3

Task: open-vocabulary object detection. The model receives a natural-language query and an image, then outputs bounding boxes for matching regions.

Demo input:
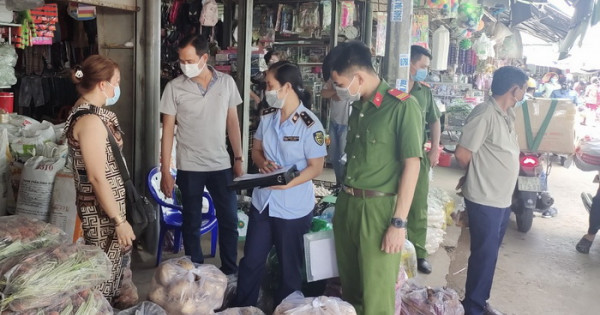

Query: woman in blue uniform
[234,61,327,307]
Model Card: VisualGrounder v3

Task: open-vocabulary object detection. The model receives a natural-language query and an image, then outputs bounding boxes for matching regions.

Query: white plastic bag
[50,167,83,243]
[217,307,265,315]
[148,257,228,315]
[118,301,167,315]
[15,156,65,221]
[274,291,357,315]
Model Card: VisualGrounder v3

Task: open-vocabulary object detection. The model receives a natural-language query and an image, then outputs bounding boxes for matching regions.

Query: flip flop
[576,236,593,254]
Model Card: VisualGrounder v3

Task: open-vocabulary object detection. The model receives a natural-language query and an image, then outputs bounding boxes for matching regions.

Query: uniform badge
[313,131,325,146]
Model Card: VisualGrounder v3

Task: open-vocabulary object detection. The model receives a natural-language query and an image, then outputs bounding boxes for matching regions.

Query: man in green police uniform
[407,45,442,274]
[329,41,423,315]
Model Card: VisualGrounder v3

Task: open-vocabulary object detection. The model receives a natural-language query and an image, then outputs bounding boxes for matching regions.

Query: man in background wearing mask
[550,78,578,104]
[455,66,526,315]
[407,45,441,274]
[329,41,423,315]
[159,34,243,275]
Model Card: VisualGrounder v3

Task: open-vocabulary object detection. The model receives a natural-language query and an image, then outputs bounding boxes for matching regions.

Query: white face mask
[265,88,287,109]
[180,59,206,78]
[334,75,361,102]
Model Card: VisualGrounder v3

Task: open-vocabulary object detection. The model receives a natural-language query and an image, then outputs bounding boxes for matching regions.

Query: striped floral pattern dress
[64,103,135,305]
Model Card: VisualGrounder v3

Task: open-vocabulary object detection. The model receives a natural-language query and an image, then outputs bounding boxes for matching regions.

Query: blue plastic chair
[147,167,219,266]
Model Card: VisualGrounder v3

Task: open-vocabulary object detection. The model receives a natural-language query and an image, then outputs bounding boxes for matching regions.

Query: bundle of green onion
[0,215,66,263]
[0,244,111,312]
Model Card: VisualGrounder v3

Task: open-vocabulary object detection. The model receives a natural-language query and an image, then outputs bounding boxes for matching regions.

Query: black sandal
[576,237,593,254]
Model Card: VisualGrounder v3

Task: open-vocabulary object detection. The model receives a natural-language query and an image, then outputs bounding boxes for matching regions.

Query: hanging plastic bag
[200,0,219,27]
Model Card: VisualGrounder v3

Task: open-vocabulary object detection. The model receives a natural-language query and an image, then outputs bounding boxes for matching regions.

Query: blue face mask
[515,94,528,108]
[412,68,428,82]
[104,81,121,106]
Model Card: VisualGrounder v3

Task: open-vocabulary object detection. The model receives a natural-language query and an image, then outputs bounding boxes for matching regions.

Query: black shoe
[484,304,505,315]
[417,258,432,274]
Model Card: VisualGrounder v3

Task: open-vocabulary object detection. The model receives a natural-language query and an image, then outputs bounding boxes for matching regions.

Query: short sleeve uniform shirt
[252,104,327,219]
[344,79,424,194]
[410,81,441,145]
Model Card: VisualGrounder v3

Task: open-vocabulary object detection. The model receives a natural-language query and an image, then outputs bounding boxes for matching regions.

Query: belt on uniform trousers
[343,185,396,198]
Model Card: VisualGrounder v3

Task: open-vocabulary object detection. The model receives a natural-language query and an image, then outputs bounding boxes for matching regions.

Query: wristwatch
[390,217,407,229]
[234,156,244,162]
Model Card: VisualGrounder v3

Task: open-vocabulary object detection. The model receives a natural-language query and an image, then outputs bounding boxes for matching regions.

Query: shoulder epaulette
[299,111,315,127]
[419,82,431,88]
[262,107,278,116]
[388,89,411,101]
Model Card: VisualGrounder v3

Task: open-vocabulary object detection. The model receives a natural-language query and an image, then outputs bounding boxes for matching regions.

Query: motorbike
[511,153,557,233]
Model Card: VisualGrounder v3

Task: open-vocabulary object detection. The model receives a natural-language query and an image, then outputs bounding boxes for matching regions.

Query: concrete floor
[132,156,600,315]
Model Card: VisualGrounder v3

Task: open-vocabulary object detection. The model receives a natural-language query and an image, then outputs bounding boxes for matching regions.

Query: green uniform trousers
[333,191,401,315]
[407,156,430,259]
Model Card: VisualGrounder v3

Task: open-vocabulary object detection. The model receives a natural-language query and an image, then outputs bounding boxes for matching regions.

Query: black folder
[228,165,300,191]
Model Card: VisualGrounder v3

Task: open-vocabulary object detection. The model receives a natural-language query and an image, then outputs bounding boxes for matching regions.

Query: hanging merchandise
[473,33,495,60]
[30,3,58,45]
[447,41,458,67]
[340,1,355,28]
[199,0,218,27]
[322,1,332,33]
[431,26,449,71]
[459,39,472,50]
[298,2,320,38]
[411,15,429,48]
[457,0,483,31]
[67,2,96,21]
[276,4,295,34]
[375,12,387,57]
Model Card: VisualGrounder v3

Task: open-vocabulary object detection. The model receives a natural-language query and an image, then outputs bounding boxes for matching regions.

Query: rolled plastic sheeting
[431,26,450,71]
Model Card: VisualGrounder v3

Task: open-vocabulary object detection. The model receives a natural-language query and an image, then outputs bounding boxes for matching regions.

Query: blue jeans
[176,168,239,274]
[462,199,511,315]
[329,121,347,185]
[589,190,600,235]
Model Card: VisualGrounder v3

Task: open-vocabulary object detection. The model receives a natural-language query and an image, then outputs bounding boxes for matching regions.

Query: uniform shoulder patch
[388,88,411,101]
[262,107,278,116]
[313,131,324,146]
[300,111,315,127]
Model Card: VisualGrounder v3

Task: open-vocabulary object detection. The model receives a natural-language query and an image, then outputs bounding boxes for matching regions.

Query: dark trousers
[234,205,312,307]
[589,189,600,235]
[176,169,238,275]
[462,199,511,315]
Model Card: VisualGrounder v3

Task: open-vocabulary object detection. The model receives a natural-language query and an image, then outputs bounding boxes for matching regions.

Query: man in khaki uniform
[329,41,423,315]
[455,66,527,315]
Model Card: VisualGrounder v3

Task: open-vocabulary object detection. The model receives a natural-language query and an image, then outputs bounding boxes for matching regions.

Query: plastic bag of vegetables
[148,257,228,315]
[1,289,113,315]
[216,307,265,315]
[0,215,66,263]
[274,291,357,315]
[117,301,167,315]
[0,244,112,312]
